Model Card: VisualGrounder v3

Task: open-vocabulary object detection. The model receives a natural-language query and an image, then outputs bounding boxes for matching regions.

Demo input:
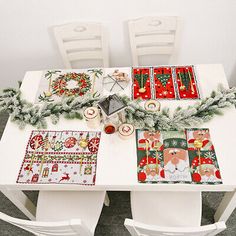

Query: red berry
[138,172,146,182]
[192,173,201,182]
[160,169,165,178]
[215,170,221,179]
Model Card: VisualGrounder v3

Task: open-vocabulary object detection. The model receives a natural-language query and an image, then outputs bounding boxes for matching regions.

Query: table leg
[214,191,236,222]
[1,187,36,221]
[104,192,110,207]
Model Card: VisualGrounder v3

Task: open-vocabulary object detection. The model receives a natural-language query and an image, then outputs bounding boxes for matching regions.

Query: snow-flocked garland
[0,83,235,130]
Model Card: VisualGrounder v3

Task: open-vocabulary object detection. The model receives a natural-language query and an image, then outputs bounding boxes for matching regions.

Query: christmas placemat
[132,68,152,100]
[132,66,200,100]
[153,67,176,99]
[35,69,104,103]
[174,66,200,99]
[17,130,101,185]
[136,129,222,184]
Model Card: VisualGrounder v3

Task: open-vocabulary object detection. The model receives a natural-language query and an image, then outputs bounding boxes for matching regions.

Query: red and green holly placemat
[136,129,222,184]
[17,130,101,185]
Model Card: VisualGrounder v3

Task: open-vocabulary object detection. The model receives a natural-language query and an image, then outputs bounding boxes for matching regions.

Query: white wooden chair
[0,191,106,236]
[124,219,226,236]
[53,22,109,68]
[128,16,181,66]
[125,191,226,236]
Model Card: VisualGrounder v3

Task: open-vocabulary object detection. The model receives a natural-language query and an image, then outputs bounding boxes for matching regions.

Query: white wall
[0,0,235,88]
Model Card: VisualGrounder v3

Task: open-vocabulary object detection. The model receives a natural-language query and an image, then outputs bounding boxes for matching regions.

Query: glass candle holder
[103,115,119,134]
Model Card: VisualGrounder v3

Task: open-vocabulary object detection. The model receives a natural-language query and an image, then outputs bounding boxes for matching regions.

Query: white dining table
[0,64,236,223]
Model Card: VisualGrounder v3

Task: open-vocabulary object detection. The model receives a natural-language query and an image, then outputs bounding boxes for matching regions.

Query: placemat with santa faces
[17,130,101,185]
[132,65,201,100]
[136,129,222,184]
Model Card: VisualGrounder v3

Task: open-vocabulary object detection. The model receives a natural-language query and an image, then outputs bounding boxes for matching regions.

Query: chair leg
[214,191,236,222]
[1,187,36,220]
[104,192,110,207]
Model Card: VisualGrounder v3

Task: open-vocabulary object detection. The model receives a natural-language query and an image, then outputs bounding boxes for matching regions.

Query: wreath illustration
[51,72,91,97]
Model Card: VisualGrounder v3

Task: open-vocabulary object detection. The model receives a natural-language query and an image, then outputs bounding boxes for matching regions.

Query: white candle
[118,123,134,140]
[83,107,101,128]
[144,100,161,112]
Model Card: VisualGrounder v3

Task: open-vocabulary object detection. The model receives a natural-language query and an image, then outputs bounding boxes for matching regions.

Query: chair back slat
[67,51,103,62]
[0,212,92,236]
[128,16,180,66]
[124,219,226,236]
[53,22,109,68]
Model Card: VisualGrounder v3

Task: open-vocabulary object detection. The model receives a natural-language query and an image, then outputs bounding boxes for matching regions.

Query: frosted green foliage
[0,83,235,130]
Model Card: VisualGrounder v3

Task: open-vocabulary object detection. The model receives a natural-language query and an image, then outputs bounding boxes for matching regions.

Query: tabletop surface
[0,64,236,191]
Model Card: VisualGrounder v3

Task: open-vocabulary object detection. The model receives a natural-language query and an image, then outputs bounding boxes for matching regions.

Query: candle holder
[83,107,101,128]
[98,94,127,134]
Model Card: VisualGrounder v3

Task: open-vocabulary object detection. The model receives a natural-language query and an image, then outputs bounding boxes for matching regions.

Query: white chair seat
[36,191,106,234]
[131,191,202,227]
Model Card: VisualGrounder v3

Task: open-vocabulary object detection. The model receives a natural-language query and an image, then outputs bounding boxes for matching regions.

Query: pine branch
[0,84,235,130]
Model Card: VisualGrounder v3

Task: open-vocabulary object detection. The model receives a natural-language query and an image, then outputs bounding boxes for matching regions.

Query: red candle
[104,124,116,134]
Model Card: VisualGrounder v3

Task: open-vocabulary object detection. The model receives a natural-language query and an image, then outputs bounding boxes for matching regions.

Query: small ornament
[118,123,134,140]
[144,100,161,112]
[64,137,77,148]
[78,132,89,150]
[30,134,43,150]
[194,139,203,149]
[79,139,89,148]
[88,137,100,153]
[139,87,146,93]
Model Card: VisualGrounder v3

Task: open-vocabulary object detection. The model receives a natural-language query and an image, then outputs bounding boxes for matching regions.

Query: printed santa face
[163,148,188,172]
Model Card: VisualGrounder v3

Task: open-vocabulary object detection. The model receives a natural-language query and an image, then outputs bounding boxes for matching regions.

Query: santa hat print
[162,131,187,150]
